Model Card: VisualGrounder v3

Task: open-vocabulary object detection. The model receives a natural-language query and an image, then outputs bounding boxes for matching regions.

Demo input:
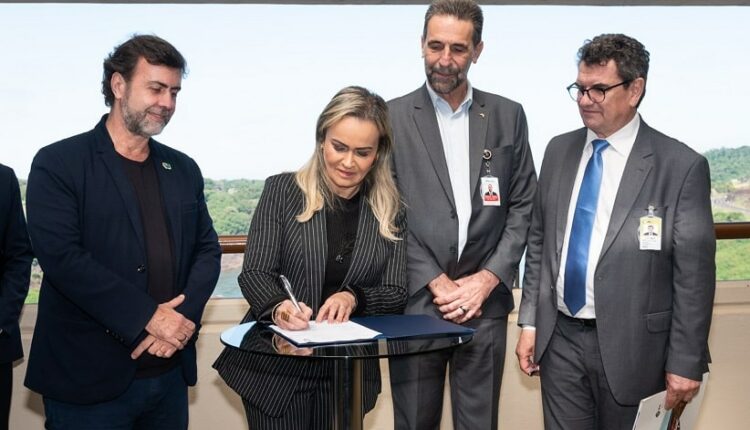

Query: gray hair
[423,0,484,47]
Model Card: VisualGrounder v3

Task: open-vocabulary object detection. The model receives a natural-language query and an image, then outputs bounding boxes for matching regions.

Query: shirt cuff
[258,295,287,323]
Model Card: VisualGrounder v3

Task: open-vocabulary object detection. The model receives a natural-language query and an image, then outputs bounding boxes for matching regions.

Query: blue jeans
[43,366,188,430]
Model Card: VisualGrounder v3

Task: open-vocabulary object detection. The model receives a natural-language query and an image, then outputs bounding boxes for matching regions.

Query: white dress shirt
[426,81,474,259]
[556,114,641,318]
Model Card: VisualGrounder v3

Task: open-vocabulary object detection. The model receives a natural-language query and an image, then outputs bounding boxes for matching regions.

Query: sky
[1,4,748,180]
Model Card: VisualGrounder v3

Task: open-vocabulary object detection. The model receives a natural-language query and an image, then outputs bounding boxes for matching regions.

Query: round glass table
[220,318,473,430]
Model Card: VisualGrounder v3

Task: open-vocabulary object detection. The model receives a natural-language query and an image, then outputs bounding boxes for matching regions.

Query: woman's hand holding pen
[273,300,313,331]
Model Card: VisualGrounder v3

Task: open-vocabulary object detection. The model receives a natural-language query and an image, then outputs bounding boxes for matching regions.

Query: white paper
[632,373,709,430]
[269,320,381,346]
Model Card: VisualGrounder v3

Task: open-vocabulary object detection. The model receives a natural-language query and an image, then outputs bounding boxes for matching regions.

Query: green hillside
[707,146,750,224]
[716,239,750,280]
[205,178,265,236]
[704,146,750,187]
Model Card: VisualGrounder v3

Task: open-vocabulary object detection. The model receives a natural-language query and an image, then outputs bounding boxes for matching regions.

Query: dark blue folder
[352,314,475,340]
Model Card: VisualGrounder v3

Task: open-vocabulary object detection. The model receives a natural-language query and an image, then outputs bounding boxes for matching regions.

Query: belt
[558,311,597,328]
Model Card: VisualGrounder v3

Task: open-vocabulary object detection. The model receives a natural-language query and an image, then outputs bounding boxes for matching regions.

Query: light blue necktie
[564,139,609,316]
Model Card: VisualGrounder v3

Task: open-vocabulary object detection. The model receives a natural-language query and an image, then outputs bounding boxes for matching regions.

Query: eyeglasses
[566,80,632,103]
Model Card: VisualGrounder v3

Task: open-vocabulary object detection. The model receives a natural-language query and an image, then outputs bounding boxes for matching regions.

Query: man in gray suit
[388,1,536,428]
[516,34,715,430]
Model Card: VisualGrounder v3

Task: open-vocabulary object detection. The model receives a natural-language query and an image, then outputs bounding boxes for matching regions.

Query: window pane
[717,239,750,282]
[5,4,748,300]
[215,254,244,299]
[708,147,750,222]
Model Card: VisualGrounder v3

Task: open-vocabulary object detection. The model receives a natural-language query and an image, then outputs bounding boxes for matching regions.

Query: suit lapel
[468,92,489,197]
[96,125,145,253]
[413,87,456,209]
[150,142,182,267]
[598,124,654,262]
[302,206,326,310]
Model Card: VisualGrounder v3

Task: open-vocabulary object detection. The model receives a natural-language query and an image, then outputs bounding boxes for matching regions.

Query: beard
[425,63,467,95]
[120,94,171,138]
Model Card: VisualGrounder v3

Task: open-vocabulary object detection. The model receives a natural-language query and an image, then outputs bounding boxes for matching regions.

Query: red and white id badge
[481,176,500,206]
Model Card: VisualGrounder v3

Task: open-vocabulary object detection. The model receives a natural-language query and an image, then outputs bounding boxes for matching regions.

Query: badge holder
[480,149,500,206]
[639,205,662,250]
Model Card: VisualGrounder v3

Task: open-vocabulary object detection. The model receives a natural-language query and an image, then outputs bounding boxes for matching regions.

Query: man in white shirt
[388,1,537,428]
[516,33,715,430]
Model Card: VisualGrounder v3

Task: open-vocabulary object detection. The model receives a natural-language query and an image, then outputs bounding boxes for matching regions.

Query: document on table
[632,372,708,430]
[269,320,382,346]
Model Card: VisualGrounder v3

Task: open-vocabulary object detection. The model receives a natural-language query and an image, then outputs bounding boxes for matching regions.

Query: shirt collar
[426,80,474,114]
[586,113,641,156]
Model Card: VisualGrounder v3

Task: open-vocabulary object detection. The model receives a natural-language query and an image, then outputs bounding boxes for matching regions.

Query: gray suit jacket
[389,85,536,318]
[213,173,407,417]
[518,119,715,404]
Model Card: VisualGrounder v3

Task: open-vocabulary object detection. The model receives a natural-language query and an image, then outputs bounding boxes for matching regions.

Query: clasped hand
[131,294,194,360]
[431,270,498,324]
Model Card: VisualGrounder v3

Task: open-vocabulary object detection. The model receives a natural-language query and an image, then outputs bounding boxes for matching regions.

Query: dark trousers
[242,376,332,430]
[539,313,638,430]
[0,362,11,430]
[43,365,188,430]
[389,316,507,430]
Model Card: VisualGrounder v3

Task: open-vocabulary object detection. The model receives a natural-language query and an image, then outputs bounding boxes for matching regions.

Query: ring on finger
[281,311,290,322]
[459,305,467,314]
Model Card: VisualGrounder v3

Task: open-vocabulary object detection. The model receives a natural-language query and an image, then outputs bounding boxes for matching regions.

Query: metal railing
[218,222,750,254]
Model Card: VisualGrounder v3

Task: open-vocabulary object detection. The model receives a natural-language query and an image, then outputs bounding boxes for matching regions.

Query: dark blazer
[214,173,407,417]
[518,120,715,404]
[388,86,536,317]
[0,164,33,364]
[24,115,221,404]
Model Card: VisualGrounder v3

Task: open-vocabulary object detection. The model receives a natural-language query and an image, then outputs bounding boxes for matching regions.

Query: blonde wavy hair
[295,86,402,241]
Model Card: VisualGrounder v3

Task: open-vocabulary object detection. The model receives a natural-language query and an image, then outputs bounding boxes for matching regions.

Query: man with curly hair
[516,33,715,430]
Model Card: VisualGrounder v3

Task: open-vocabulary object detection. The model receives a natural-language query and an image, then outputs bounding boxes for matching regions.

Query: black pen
[279,275,303,313]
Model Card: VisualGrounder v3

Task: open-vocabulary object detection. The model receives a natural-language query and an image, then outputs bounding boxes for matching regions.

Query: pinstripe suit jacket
[214,173,407,417]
